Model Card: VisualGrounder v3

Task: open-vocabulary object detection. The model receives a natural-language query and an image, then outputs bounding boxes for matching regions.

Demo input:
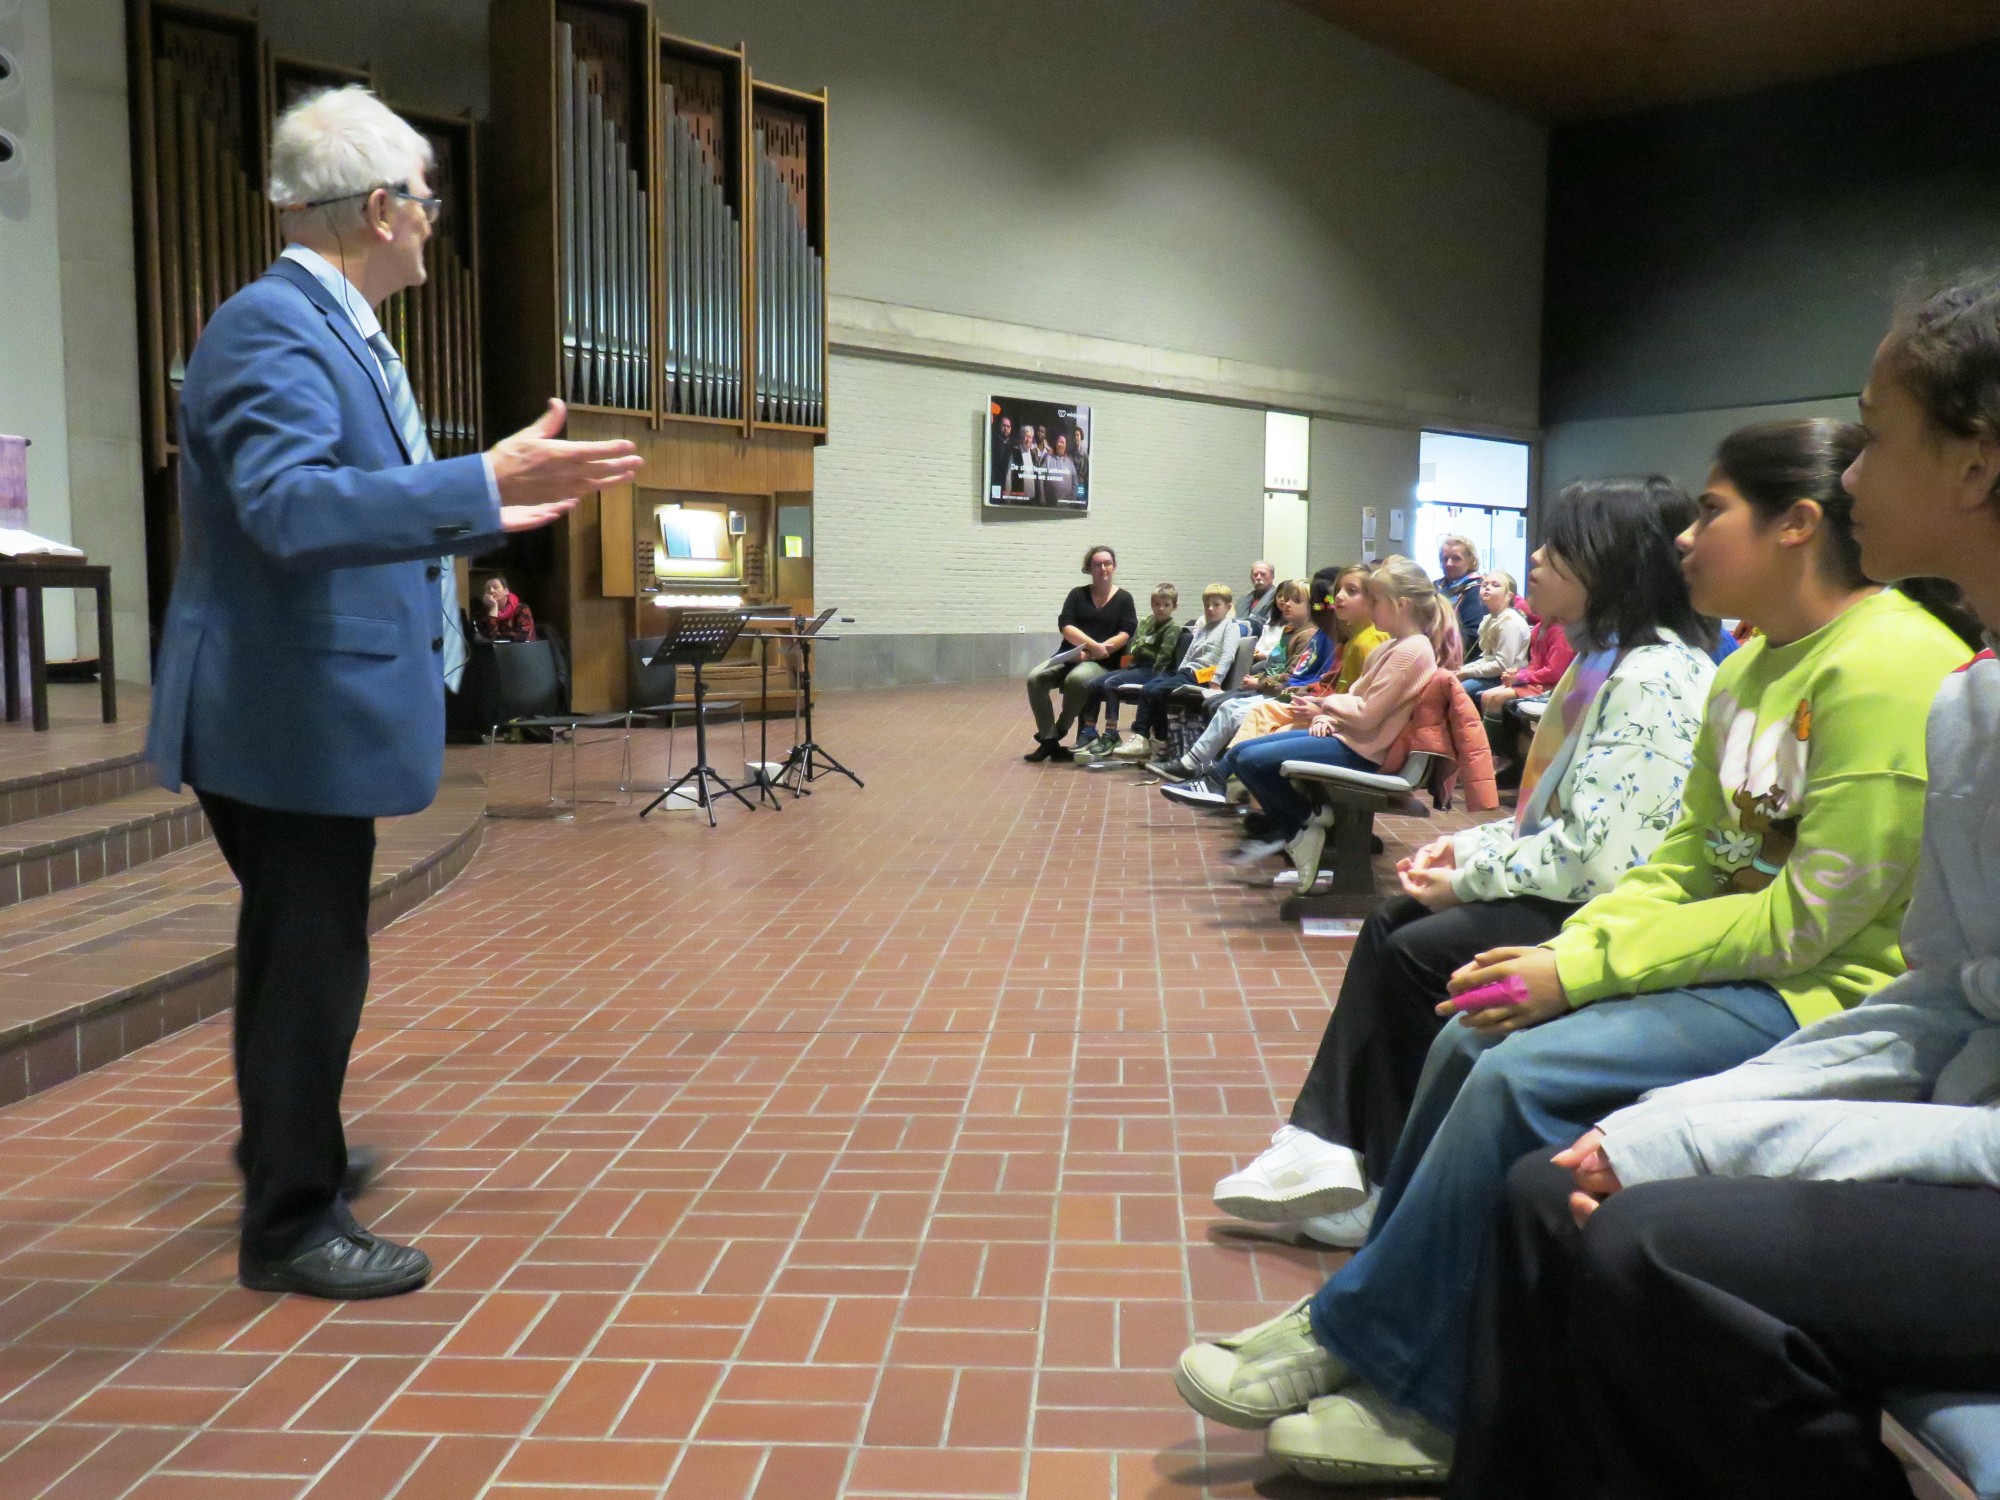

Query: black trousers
[197,790,376,1260]
[1288,894,1575,1185]
[1450,1153,2000,1500]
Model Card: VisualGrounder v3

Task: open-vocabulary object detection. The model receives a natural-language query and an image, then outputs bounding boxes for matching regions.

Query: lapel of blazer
[264,256,413,464]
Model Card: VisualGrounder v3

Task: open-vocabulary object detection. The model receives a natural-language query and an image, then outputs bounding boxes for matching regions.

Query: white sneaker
[1265,1385,1454,1485]
[1213,1126,1370,1223]
[1299,1186,1379,1248]
[1111,737,1153,760]
[1174,1297,1351,1429]
[1290,815,1330,887]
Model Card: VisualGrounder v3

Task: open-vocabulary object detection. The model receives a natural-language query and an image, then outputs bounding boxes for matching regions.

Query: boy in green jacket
[1075,583,1181,754]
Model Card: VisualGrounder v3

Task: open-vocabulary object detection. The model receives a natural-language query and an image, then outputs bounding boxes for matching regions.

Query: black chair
[616,635,747,799]
[481,638,626,818]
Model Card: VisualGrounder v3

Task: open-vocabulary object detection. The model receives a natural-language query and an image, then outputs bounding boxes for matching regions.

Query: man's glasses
[300,183,444,224]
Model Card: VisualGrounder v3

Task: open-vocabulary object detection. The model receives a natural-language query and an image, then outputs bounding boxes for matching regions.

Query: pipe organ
[752,90,826,431]
[487,0,829,713]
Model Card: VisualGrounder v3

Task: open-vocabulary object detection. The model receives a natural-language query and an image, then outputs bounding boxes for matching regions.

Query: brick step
[0,752,155,830]
[0,786,206,908]
[0,773,485,1107]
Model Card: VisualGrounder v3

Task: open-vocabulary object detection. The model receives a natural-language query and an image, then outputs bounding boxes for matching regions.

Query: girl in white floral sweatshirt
[1211,476,1715,1248]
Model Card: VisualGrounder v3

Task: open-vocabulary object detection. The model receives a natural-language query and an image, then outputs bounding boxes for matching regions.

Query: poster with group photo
[985,396,1091,512]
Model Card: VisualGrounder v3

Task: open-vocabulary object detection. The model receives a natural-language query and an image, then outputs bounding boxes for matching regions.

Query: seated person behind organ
[474,574,536,643]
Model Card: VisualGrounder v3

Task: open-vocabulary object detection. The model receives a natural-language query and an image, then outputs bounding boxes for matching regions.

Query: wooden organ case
[125,2,485,648]
[486,0,829,715]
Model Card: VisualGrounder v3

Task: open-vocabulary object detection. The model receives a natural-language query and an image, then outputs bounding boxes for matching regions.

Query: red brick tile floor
[0,682,1485,1499]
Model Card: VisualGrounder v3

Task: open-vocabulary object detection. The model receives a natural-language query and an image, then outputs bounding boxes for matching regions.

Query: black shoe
[238,1228,431,1300]
[232,1140,382,1202]
[1242,811,1279,840]
[1024,738,1059,762]
[1046,742,1074,762]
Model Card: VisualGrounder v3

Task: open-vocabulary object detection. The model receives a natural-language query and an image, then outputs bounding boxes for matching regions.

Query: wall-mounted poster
[985,395,1091,512]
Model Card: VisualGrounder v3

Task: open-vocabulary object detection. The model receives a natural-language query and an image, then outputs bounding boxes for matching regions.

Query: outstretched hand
[489,399,643,515]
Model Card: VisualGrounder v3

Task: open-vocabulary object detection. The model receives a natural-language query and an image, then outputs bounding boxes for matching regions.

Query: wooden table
[0,560,116,732]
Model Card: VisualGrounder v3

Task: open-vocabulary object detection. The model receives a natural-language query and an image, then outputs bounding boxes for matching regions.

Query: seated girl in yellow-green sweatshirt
[1170,418,1983,1486]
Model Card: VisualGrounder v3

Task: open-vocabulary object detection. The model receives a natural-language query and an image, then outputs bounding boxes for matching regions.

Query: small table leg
[1,585,17,723]
[24,583,47,732]
[95,580,117,723]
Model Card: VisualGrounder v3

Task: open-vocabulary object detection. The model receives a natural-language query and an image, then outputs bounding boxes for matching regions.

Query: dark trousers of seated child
[1448,1155,2000,1500]
[1288,893,1577,1185]
[1131,669,1197,740]
[1083,665,1161,733]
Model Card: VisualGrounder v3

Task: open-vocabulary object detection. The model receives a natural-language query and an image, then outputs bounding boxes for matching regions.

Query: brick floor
[0,681,1479,1498]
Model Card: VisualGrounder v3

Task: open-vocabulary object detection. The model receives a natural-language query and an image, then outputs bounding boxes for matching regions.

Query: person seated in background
[1207,557,1448,867]
[1450,273,2000,1500]
[1141,579,1330,785]
[1327,563,1391,691]
[1240,561,1278,627]
[1174,563,1386,775]
[1074,583,1182,758]
[1171,418,1978,1489]
[1245,579,1331,692]
[1024,544,1135,762]
[1479,612,1574,783]
[1206,477,1715,1251]
[1457,572,1530,698]
[1109,583,1238,761]
[1436,535,1486,651]
[472,574,536,643]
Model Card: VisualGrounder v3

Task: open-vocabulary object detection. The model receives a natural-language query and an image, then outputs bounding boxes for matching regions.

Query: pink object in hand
[1449,974,1530,1013]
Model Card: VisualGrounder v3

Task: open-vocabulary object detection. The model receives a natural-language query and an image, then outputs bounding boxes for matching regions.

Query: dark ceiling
[1289,0,2000,121]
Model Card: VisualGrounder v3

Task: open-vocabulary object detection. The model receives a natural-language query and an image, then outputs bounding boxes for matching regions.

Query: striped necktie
[366,330,466,691]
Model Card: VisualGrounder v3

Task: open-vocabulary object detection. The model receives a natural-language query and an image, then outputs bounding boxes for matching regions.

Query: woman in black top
[1025,545,1137,761]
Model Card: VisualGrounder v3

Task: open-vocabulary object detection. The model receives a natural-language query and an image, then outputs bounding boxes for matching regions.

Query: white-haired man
[146,87,642,1300]
[1240,561,1277,626]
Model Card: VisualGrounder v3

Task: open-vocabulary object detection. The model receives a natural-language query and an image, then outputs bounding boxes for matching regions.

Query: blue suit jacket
[146,258,505,818]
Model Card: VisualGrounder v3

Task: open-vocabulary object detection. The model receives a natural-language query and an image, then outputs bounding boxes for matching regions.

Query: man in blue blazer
[147,87,642,1299]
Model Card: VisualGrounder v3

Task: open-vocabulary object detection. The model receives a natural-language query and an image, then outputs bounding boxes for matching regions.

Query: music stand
[777,607,863,796]
[638,609,756,826]
[739,606,796,812]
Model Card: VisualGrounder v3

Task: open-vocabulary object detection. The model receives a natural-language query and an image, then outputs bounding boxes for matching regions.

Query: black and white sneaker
[1161,779,1229,809]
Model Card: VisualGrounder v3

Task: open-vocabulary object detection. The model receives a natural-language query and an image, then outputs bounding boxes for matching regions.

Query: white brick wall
[815,354,1265,635]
